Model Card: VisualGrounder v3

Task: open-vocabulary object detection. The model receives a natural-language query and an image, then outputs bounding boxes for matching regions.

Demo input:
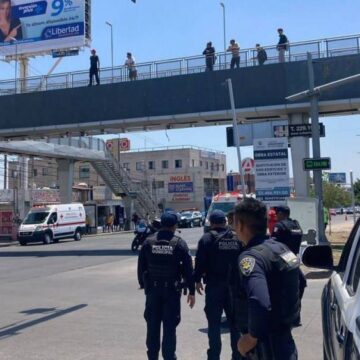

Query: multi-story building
[115,146,227,211]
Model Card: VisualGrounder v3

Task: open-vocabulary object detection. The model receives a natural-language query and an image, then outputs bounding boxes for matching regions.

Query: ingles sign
[0,0,91,57]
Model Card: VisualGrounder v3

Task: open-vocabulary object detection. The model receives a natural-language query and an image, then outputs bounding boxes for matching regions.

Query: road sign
[329,172,346,184]
[241,157,255,174]
[303,158,331,171]
[288,123,325,137]
[52,49,79,58]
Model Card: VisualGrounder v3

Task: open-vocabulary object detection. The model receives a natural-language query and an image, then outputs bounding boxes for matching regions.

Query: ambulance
[204,192,255,232]
[18,204,86,246]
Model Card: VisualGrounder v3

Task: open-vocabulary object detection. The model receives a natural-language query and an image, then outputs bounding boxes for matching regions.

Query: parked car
[335,208,343,215]
[346,207,354,214]
[302,219,360,360]
[329,208,337,216]
[179,211,203,228]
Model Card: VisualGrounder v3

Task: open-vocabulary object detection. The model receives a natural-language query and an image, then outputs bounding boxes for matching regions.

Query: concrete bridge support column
[289,113,310,198]
[123,196,134,230]
[57,159,74,203]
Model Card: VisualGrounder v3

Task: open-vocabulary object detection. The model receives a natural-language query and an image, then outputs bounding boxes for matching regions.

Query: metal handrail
[0,33,359,96]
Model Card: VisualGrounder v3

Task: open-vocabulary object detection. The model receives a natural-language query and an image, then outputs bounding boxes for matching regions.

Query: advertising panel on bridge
[0,0,91,57]
[254,138,290,206]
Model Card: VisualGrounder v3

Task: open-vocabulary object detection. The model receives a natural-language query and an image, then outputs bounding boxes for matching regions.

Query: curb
[84,230,134,238]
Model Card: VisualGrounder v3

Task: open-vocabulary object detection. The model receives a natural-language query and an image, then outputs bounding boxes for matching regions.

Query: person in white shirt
[125,52,137,80]
[227,39,240,69]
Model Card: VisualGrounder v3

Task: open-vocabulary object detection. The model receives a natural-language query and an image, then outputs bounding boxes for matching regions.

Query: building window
[33,169,38,177]
[79,166,90,179]
[200,160,203,167]
[162,160,169,169]
[175,159,182,169]
[154,181,165,189]
[11,170,18,178]
[206,162,209,170]
[192,159,195,167]
[148,161,155,170]
[42,167,49,176]
[136,162,144,171]
[221,164,225,172]
[216,163,220,172]
[211,163,214,171]
[123,163,130,171]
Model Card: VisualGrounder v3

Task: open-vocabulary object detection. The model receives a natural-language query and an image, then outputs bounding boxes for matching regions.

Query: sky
[0,0,360,181]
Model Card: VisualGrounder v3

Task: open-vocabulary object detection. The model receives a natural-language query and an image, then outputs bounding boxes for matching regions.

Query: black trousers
[230,57,240,69]
[205,282,242,360]
[144,285,181,360]
[206,58,214,71]
[89,67,100,85]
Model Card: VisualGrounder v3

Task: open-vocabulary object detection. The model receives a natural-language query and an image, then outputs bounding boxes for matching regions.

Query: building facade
[115,146,227,211]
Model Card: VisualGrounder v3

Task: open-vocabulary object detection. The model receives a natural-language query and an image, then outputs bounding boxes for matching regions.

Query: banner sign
[168,182,193,193]
[0,0,89,57]
[254,138,290,205]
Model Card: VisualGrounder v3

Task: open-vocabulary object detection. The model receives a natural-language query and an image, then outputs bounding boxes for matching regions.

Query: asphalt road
[0,229,326,360]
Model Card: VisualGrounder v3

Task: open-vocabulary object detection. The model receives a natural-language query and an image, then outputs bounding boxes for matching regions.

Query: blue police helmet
[160,211,179,227]
[209,210,226,224]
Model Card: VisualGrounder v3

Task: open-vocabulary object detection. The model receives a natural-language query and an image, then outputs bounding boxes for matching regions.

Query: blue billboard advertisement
[329,173,346,184]
[0,0,89,56]
[168,182,194,193]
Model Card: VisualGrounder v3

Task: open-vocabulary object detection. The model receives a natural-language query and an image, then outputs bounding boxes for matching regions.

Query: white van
[18,203,86,246]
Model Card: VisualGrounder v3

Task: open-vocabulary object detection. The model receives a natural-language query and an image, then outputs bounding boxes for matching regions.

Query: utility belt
[144,276,187,294]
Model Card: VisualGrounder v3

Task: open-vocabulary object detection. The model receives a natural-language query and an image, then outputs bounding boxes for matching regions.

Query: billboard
[329,172,346,184]
[254,138,290,205]
[0,0,91,57]
[168,182,193,193]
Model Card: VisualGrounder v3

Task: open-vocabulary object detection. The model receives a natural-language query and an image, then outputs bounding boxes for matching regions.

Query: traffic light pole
[307,53,326,244]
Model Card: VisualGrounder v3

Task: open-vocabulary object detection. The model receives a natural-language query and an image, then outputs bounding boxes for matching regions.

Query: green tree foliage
[354,179,360,205]
[322,182,351,208]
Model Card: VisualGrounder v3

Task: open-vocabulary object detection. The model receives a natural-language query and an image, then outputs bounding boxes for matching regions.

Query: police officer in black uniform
[272,205,307,326]
[137,212,196,360]
[194,210,242,360]
[234,198,300,359]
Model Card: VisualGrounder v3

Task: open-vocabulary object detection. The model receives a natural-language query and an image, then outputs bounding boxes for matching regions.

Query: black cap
[209,210,226,224]
[161,212,179,227]
[275,205,290,215]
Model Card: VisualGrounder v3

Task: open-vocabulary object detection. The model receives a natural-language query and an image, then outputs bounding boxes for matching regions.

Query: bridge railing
[0,33,359,96]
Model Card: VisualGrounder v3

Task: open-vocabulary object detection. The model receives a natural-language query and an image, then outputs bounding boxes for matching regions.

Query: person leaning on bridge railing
[203,41,216,71]
[227,39,241,69]
[125,52,137,81]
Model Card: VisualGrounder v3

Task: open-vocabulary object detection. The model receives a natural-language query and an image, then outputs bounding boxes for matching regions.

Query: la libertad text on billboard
[0,0,88,57]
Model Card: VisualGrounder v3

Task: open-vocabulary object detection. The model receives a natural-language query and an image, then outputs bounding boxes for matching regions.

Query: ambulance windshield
[23,212,50,225]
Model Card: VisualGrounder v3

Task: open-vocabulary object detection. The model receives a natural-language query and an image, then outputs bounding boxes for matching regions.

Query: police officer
[272,205,306,327]
[234,198,300,359]
[194,210,242,360]
[137,212,195,360]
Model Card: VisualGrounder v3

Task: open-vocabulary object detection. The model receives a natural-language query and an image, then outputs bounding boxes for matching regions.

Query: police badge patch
[240,257,256,276]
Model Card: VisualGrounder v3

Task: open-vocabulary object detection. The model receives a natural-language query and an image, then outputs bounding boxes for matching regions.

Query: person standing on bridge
[88,49,100,86]
[125,52,137,80]
[203,41,216,71]
[255,44,268,66]
[277,28,289,63]
[227,39,240,69]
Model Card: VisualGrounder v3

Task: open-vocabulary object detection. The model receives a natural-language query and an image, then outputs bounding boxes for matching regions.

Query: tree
[311,182,351,208]
[322,182,351,208]
[354,178,360,205]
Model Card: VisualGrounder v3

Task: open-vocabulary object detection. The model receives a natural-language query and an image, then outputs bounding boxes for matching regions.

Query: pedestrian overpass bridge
[0,34,360,139]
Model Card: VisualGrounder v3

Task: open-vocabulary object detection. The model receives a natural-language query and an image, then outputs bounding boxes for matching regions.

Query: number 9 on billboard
[52,0,64,16]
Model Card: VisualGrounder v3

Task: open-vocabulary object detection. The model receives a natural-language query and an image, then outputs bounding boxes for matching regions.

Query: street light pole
[105,21,114,82]
[226,78,246,196]
[220,2,226,52]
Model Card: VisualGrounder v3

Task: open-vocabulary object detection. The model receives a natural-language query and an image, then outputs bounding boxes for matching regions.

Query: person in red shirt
[268,207,277,234]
